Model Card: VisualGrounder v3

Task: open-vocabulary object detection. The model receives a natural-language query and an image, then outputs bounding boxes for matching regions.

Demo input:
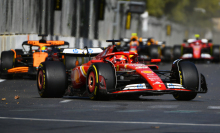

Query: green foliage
[145,0,220,28]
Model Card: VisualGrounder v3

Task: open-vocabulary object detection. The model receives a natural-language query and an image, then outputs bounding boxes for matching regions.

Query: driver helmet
[130,33,138,41]
[114,55,127,64]
[41,46,48,52]
[195,34,200,40]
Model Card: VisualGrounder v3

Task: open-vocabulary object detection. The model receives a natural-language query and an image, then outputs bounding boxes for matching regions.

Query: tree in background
[146,0,220,29]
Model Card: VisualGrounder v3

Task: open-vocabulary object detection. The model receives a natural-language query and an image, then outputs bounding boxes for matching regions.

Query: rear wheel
[212,45,220,62]
[150,45,159,59]
[173,45,182,60]
[162,47,172,62]
[1,51,14,78]
[63,55,77,70]
[64,56,84,70]
[171,60,198,101]
[86,63,116,100]
[37,61,67,98]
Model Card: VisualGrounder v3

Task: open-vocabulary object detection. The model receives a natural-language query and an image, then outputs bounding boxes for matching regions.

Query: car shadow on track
[54,96,205,102]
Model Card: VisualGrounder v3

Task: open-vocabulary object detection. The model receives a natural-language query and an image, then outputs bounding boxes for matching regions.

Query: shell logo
[141,71,152,73]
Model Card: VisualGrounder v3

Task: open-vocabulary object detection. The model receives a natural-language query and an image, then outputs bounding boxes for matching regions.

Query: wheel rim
[38,70,44,90]
[88,71,96,93]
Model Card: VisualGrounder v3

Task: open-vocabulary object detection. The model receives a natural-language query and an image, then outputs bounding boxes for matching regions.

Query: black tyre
[37,61,67,98]
[1,51,14,75]
[162,46,172,62]
[63,55,77,70]
[64,56,84,70]
[150,45,159,59]
[173,45,182,60]
[15,49,24,55]
[171,60,198,100]
[86,63,116,100]
[212,45,220,62]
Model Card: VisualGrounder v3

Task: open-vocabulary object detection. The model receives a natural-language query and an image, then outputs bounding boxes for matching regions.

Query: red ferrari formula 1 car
[37,40,207,101]
[173,38,220,62]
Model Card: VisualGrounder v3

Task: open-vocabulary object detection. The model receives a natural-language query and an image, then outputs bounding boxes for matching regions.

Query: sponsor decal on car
[120,68,130,71]
[88,49,93,53]
[123,83,147,90]
[148,77,160,81]
[136,66,148,69]
[179,71,182,85]
[153,81,163,85]
[166,83,185,89]
[73,49,79,53]
[137,84,144,89]
[146,73,154,75]
[141,71,152,73]
[127,64,145,67]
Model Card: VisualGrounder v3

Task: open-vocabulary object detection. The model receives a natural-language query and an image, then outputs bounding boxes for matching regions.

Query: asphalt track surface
[0,62,220,133]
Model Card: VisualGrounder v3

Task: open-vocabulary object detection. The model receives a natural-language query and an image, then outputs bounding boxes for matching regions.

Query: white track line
[207,106,220,109]
[59,100,72,103]
[0,117,220,127]
[0,79,5,83]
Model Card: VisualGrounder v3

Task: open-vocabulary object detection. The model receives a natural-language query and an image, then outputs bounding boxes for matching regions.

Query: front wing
[108,74,208,95]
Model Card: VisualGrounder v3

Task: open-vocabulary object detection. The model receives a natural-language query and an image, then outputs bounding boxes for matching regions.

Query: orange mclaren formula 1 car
[36,40,207,101]
[0,35,69,78]
[120,35,172,62]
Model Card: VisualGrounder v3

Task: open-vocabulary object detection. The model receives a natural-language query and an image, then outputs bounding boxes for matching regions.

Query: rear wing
[22,41,69,46]
[60,47,104,57]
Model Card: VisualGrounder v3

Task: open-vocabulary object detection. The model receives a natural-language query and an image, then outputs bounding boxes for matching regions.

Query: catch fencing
[0,0,217,56]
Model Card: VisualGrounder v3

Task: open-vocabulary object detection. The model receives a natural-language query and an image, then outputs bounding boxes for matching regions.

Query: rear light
[151,59,161,63]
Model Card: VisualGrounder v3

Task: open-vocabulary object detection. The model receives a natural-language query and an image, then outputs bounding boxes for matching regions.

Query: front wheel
[86,63,116,100]
[37,61,67,98]
[1,51,14,79]
[212,45,220,62]
[171,60,198,101]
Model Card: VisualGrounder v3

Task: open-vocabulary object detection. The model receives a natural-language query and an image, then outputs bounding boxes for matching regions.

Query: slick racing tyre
[1,51,14,72]
[1,51,14,78]
[173,45,182,61]
[64,56,84,70]
[86,63,116,100]
[37,61,67,98]
[63,55,77,70]
[171,60,198,101]
[162,46,172,62]
[150,45,159,59]
[212,45,220,62]
[15,49,24,55]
